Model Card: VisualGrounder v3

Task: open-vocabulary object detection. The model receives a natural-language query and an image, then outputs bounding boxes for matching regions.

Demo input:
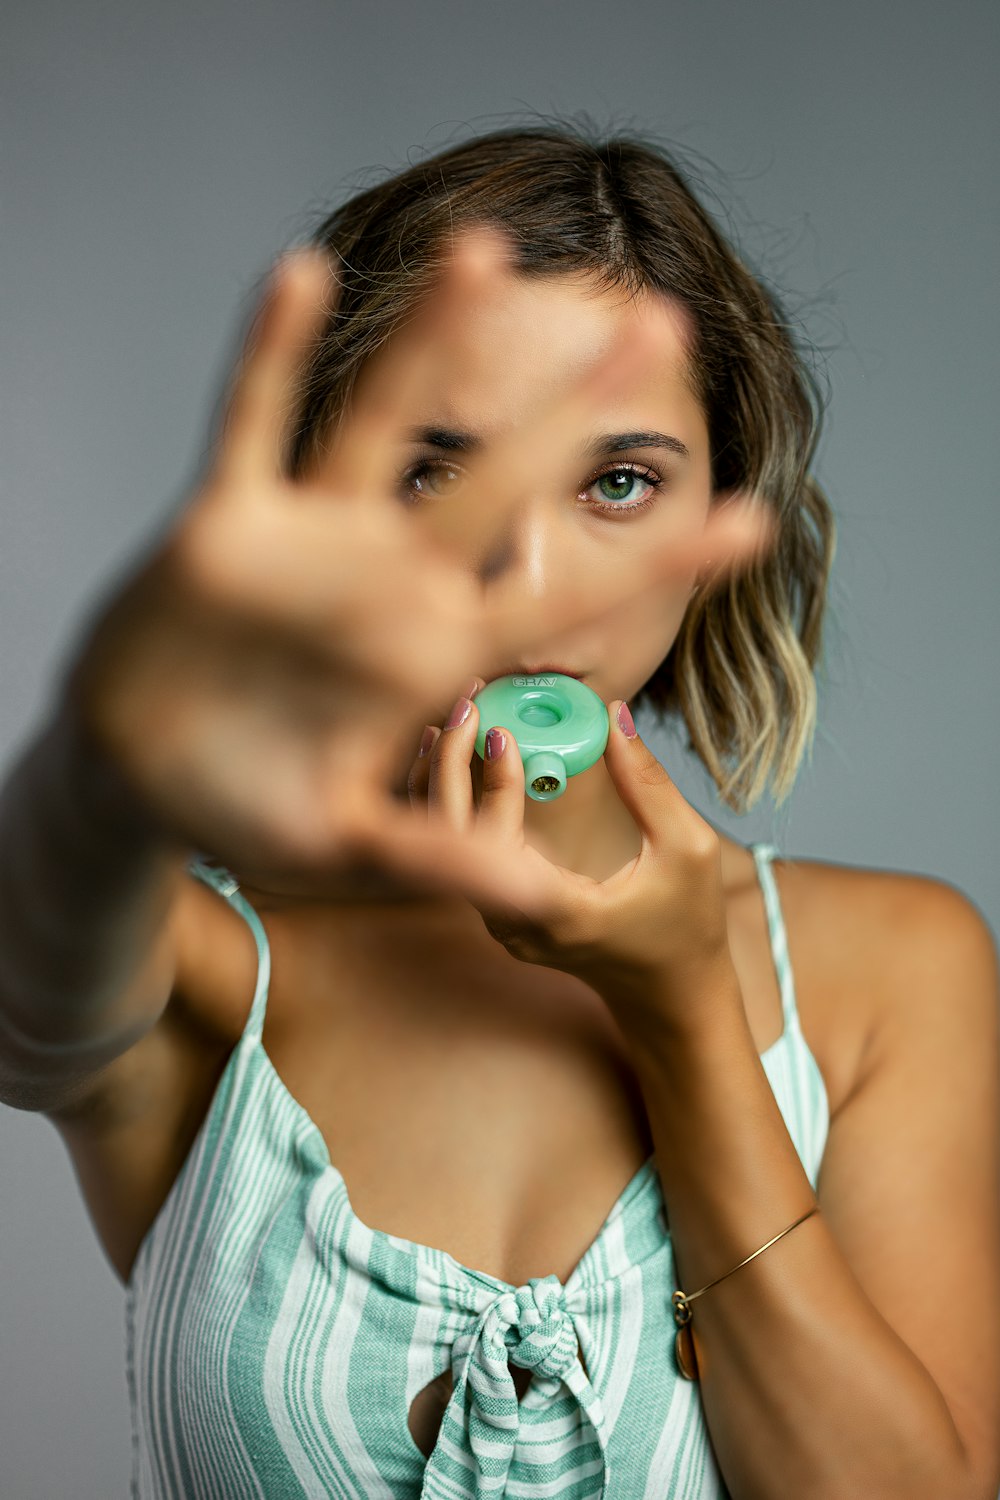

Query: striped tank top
[126,841,830,1498]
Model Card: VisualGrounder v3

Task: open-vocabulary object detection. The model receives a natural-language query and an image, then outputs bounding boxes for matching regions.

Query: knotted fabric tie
[419,1273,610,1498]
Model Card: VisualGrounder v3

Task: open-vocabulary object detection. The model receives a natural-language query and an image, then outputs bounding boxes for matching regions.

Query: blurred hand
[61,232,776,919]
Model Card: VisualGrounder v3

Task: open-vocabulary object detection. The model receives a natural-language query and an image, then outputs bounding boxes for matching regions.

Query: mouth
[490,664,585,680]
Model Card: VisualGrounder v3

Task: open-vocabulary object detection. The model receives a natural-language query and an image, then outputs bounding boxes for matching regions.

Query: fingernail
[617,701,636,738]
[485,727,506,761]
[445,696,473,730]
[463,678,480,700]
[418,726,436,757]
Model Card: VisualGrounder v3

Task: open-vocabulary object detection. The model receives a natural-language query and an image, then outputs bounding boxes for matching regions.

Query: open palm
[65,231,776,923]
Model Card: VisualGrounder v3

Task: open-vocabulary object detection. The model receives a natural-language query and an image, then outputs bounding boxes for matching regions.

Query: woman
[0,126,996,1500]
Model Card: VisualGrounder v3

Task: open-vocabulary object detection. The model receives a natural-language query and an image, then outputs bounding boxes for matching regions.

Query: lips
[494,665,584,679]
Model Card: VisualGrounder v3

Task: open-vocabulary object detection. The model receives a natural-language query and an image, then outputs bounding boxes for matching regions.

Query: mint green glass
[472,673,610,801]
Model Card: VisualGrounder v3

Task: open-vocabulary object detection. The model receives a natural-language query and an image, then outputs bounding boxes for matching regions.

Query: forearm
[0,698,189,1079]
[608,962,970,1500]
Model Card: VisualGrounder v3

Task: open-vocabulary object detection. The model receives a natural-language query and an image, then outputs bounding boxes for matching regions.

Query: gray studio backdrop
[2,1,997,1496]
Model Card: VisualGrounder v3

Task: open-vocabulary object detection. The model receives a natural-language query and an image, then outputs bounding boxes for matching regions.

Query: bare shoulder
[167,870,263,1045]
[831,858,1000,1087]
[768,851,995,1115]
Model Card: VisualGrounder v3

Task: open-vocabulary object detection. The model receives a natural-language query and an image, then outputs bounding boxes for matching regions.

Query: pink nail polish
[445,696,473,730]
[617,701,636,738]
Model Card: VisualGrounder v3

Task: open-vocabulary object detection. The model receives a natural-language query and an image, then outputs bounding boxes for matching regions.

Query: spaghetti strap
[186,855,271,1043]
[749,842,800,1041]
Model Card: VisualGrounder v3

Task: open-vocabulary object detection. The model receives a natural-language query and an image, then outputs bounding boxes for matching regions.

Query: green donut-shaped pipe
[472,673,610,802]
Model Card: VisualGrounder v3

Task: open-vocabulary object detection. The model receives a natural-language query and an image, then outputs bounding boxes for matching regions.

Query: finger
[216,248,339,491]
[478,494,777,676]
[406,724,440,815]
[601,697,695,853]
[475,721,526,843]
[694,498,778,596]
[321,227,514,505]
[426,688,481,830]
[347,790,554,916]
[426,304,672,565]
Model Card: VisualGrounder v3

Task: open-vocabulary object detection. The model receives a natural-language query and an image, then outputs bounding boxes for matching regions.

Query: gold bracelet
[671,1204,820,1381]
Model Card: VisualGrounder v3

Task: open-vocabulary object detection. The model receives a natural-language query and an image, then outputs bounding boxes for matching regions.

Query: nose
[471,498,559,602]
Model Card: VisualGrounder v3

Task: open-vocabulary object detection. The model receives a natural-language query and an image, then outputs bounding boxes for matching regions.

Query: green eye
[597,469,641,502]
[582,463,663,516]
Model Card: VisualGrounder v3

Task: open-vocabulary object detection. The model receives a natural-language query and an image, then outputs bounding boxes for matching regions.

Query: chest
[257,864,859,1290]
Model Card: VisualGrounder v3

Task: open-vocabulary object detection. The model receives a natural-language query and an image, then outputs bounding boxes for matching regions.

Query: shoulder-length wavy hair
[283,123,836,814]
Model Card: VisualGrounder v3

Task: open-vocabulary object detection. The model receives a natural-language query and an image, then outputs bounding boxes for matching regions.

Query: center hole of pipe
[517,699,562,728]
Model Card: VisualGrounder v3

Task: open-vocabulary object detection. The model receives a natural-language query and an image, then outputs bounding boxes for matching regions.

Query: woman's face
[352,269,715,717]
[238,270,722,908]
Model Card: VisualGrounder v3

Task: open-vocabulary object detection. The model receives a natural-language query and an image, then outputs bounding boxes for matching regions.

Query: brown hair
[286,123,837,813]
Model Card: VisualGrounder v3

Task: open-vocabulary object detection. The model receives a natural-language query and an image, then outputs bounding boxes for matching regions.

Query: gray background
[1,1,997,1495]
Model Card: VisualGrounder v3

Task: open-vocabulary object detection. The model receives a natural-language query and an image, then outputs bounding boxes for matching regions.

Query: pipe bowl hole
[530,774,562,796]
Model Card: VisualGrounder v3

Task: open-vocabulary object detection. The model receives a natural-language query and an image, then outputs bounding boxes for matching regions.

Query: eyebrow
[406,425,691,463]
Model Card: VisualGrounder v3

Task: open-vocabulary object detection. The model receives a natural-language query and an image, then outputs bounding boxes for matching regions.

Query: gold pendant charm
[671,1289,699,1381]
[674,1322,699,1381]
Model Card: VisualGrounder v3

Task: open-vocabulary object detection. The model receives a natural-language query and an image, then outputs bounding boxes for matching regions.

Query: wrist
[593,953,745,1062]
[25,698,187,861]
